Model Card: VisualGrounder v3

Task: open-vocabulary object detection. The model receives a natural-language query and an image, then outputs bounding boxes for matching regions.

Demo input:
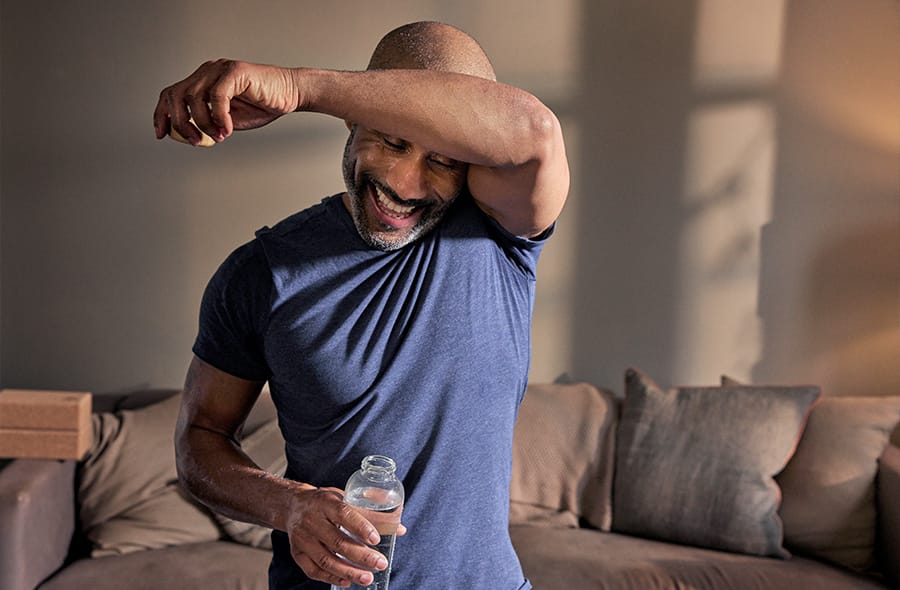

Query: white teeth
[375,186,416,218]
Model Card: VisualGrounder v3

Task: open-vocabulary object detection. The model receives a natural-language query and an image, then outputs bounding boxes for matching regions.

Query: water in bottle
[331,455,404,590]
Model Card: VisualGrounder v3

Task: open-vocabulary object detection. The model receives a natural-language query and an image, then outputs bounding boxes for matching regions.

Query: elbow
[173,423,194,492]
[517,96,564,167]
[173,418,205,501]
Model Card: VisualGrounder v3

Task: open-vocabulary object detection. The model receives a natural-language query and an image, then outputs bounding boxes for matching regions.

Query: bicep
[178,355,266,444]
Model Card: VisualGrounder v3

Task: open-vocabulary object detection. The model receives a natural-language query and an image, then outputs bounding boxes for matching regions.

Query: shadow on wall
[753,0,900,396]
[757,219,900,396]
[571,1,699,390]
[569,0,899,393]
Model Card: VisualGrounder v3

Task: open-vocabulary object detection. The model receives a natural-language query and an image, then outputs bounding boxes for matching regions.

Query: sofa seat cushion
[38,541,271,590]
[509,526,888,590]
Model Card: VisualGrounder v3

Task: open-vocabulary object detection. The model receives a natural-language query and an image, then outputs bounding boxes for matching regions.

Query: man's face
[342,125,467,251]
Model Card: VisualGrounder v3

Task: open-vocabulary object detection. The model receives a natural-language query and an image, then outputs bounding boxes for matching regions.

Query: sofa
[1,368,899,590]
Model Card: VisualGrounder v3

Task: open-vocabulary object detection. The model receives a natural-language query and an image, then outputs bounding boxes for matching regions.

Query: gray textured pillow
[722,375,900,571]
[78,394,222,556]
[213,418,287,548]
[510,382,618,530]
[612,368,819,557]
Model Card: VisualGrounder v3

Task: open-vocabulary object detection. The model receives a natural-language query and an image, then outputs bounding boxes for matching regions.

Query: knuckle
[337,502,357,520]
[331,533,353,555]
[208,89,229,103]
[293,549,334,582]
[295,556,325,581]
[314,551,333,571]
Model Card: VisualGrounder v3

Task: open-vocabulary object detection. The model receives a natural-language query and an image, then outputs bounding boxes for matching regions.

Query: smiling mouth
[372,183,421,219]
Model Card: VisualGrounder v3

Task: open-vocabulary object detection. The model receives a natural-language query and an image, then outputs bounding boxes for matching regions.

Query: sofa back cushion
[78,393,221,556]
[78,388,280,556]
[510,382,618,530]
[612,368,819,558]
[723,375,900,572]
[776,395,900,571]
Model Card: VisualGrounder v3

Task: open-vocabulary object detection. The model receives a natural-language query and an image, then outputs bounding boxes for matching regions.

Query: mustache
[367,176,432,208]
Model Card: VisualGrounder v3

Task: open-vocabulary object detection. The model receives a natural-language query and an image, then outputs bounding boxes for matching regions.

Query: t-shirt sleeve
[192,240,272,381]
[484,213,555,279]
[443,194,556,279]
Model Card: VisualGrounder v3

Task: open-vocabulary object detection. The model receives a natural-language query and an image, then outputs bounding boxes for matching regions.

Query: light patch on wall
[692,0,785,87]
[778,0,900,155]
[666,0,787,384]
[675,101,777,383]
[452,0,579,101]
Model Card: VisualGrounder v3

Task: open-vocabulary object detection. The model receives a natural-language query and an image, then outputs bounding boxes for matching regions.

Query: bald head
[367,21,496,81]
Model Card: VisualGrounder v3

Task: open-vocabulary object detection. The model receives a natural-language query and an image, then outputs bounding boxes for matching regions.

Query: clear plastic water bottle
[331,455,404,590]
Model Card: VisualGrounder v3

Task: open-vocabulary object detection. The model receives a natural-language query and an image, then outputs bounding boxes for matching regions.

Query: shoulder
[439,193,554,279]
[255,194,361,258]
[258,194,345,241]
[215,238,269,285]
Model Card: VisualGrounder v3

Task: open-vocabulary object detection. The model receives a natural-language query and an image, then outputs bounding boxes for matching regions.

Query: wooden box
[0,390,93,460]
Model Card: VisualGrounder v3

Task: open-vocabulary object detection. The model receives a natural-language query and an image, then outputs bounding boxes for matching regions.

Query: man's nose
[387,156,428,200]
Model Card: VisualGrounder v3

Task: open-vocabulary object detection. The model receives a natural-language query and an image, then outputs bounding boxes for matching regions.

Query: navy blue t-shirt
[193,193,550,589]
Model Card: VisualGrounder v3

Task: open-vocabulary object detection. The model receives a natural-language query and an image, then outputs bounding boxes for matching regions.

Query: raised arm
[154,62,568,237]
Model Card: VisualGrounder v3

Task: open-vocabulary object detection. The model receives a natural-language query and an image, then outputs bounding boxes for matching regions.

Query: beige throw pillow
[510,382,618,530]
[78,394,222,556]
[722,376,900,571]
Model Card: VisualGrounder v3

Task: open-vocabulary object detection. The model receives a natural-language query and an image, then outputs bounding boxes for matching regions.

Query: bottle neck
[361,455,397,482]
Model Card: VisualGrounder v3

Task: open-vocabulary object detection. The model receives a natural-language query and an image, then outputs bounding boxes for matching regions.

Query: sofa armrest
[0,459,77,590]
[878,444,900,587]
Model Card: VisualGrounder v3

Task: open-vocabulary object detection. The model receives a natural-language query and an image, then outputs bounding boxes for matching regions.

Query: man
[153,21,568,589]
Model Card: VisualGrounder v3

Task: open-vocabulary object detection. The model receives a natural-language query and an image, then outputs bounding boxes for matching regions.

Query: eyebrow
[373,129,462,166]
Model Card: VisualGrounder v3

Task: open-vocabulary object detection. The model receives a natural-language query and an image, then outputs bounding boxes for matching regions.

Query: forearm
[176,423,306,533]
[294,67,557,169]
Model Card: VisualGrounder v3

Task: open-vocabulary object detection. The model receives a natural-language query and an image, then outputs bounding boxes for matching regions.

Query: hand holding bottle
[284,484,391,588]
[333,455,406,590]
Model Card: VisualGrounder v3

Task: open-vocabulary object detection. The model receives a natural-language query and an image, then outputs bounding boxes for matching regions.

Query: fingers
[168,120,216,148]
[292,528,386,587]
[154,59,299,145]
[153,60,233,146]
[287,487,389,586]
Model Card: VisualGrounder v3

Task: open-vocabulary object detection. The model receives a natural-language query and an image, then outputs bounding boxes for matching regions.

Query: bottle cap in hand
[168,119,216,147]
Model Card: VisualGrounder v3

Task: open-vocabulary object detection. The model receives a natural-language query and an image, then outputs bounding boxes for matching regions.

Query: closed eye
[382,135,406,151]
[429,154,461,170]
